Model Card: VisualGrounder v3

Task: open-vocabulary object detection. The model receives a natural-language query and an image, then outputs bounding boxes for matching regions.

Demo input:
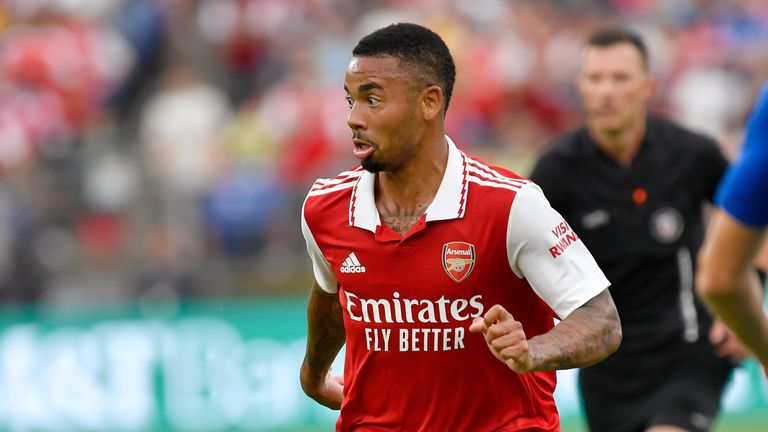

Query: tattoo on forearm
[528,290,622,371]
[305,289,346,376]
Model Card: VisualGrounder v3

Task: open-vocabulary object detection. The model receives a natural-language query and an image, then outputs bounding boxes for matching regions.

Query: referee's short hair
[587,28,649,71]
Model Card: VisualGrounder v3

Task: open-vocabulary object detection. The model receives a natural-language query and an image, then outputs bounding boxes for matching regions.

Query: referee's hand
[469,304,535,373]
[709,320,748,365]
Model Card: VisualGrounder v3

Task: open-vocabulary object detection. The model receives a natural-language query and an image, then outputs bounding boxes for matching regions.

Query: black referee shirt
[530,116,728,353]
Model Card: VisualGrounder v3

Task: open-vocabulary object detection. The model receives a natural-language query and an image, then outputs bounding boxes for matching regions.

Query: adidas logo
[340,252,366,273]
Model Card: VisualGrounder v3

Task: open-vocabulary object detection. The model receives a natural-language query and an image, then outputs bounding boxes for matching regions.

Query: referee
[530,28,742,432]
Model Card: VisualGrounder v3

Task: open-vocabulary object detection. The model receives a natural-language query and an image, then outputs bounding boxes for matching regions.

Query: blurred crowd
[0,0,766,305]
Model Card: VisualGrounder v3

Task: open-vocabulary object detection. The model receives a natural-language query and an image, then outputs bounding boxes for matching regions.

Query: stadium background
[0,0,765,430]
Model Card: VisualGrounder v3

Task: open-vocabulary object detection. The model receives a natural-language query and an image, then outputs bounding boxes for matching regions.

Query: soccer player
[529,28,744,432]
[300,23,621,431]
[697,81,768,374]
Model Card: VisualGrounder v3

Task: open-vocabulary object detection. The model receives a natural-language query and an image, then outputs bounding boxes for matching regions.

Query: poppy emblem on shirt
[442,242,475,283]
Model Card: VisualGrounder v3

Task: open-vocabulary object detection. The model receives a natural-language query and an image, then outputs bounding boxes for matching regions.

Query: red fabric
[304,160,560,431]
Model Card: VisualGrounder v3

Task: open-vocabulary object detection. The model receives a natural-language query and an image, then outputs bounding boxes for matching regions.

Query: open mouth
[352,138,376,160]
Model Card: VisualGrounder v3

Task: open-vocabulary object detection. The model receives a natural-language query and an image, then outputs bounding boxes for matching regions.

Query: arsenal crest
[442,242,475,283]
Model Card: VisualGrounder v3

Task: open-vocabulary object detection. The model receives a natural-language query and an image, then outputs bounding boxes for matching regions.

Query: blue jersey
[715,81,768,227]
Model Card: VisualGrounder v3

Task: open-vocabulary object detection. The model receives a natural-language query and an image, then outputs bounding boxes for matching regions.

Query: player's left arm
[470,288,620,372]
[477,183,622,373]
[531,288,619,370]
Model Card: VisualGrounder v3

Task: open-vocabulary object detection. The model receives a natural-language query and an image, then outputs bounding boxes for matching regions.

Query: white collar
[349,136,469,233]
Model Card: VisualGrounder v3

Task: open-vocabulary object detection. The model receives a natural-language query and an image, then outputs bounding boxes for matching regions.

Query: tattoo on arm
[304,283,346,381]
[528,289,622,371]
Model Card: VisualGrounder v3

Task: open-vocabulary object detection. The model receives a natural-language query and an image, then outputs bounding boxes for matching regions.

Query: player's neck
[590,117,646,166]
[374,132,448,234]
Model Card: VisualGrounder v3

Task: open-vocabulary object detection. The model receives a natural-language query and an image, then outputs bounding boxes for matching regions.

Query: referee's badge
[650,207,684,243]
[442,242,475,283]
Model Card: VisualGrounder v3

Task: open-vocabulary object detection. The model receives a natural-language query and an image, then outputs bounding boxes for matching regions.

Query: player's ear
[421,85,443,120]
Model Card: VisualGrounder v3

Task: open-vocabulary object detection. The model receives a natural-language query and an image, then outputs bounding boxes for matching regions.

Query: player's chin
[361,157,386,173]
[592,118,624,134]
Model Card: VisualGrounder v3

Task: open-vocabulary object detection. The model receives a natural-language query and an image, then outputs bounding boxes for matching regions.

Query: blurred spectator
[139,63,231,296]
[0,1,134,137]
[140,64,229,199]
[0,183,44,303]
[203,169,282,258]
[108,0,166,122]
[0,0,764,302]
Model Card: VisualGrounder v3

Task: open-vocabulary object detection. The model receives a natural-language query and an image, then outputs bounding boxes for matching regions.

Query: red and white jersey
[301,137,609,431]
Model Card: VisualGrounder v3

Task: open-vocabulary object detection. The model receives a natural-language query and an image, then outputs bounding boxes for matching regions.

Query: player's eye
[346,95,354,108]
[368,96,380,106]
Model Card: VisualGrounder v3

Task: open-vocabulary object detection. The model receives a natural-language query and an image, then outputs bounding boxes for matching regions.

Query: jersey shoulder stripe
[467,175,523,191]
[467,165,528,188]
[466,157,529,186]
[308,167,363,197]
[308,180,356,196]
[311,166,363,189]
[464,155,530,191]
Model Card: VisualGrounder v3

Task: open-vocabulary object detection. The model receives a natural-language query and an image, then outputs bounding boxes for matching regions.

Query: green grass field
[269,413,768,432]
[560,415,768,431]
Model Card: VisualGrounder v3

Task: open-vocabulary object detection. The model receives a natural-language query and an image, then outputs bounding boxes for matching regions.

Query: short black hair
[353,23,456,114]
[587,27,649,70]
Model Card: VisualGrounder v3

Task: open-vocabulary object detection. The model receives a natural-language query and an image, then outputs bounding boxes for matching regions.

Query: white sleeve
[506,184,609,318]
[301,200,338,293]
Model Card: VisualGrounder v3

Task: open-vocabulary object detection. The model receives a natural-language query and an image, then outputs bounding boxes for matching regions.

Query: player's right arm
[300,280,346,409]
[300,194,346,408]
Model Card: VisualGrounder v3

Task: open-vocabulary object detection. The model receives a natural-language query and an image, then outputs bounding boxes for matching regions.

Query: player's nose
[347,103,367,131]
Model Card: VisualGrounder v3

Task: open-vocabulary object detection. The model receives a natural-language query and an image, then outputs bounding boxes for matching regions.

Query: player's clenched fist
[469,304,536,373]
